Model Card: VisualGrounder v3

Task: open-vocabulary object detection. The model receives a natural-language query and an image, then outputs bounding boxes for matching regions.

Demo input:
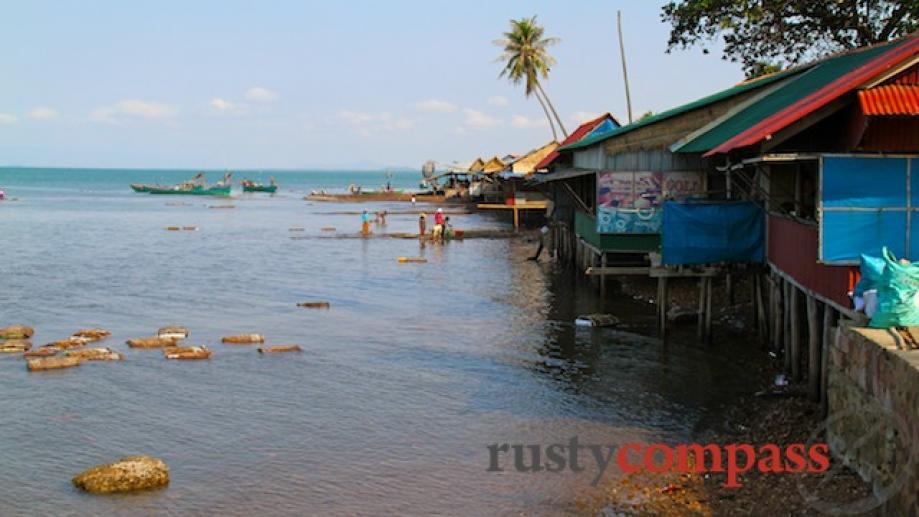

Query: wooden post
[790,285,801,381]
[821,305,836,417]
[658,276,669,341]
[600,253,607,297]
[697,277,706,340]
[513,207,520,229]
[756,274,768,343]
[704,276,713,344]
[783,280,792,372]
[807,295,820,401]
[771,275,782,353]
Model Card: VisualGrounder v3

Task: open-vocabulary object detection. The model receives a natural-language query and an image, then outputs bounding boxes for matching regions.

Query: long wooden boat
[131,183,158,193]
[242,184,277,193]
[147,185,232,196]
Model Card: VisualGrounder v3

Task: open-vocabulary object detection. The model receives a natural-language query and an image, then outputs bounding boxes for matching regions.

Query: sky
[0,1,746,170]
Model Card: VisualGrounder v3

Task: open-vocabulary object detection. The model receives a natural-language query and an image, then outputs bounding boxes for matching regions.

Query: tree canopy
[662,1,919,76]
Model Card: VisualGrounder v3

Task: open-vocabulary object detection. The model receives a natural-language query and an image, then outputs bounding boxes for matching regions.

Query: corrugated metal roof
[533,113,617,170]
[859,84,919,115]
[702,35,919,156]
[675,39,909,154]
[559,66,810,152]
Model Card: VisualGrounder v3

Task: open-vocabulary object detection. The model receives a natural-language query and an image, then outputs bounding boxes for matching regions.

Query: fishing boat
[146,172,233,197]
[130,183,157,193]
[241,177,278,193]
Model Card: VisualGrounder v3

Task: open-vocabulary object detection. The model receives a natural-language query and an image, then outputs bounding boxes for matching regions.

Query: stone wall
[827,324,919,516]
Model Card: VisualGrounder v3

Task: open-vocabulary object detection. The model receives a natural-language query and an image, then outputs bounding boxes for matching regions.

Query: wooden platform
[476,201,548,228]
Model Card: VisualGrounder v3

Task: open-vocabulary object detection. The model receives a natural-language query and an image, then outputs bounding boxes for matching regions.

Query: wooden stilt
[513,207,519,229]
[726,273,734,306]
[600,253,607,297]
[704,276,713,344]
[756,274,768,343]
[821,305,836,417]
[790,285,801,380]
[807,296,820,401]
[783,281,792,372]
[697,277,706,339]
[771,275,782,353]
[658,276,669,341]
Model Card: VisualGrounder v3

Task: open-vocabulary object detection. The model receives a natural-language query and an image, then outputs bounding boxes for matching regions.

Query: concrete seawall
[827,325,919,515]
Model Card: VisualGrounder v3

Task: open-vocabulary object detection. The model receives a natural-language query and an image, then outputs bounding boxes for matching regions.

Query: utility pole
[617,10,633,124]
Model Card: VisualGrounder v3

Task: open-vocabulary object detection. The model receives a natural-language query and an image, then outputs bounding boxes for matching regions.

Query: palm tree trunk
[533,91,558,141]
[535,81,568,138]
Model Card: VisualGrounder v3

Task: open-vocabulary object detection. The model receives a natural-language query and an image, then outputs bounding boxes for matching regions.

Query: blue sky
[0,1,745,169]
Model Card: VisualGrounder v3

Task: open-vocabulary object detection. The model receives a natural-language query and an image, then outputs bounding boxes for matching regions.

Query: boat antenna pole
[617,10,633,124]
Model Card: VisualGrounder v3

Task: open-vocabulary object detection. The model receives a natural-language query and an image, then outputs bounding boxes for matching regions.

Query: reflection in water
[0,168,763,515]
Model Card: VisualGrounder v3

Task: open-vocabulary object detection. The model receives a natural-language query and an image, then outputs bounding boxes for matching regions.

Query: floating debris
[0,325,34,339]
[27,356,81,371]
[0,340,31,353]
[398,257,427,263]
[157,326,189,339]
[574,314,621,327]
[73,456,169,494]
[221,334,265,344]
[65,347,123,361]
[163,345,212,360]
[126,336,181,348]
[297,301,330,309]
[258,345,302,353]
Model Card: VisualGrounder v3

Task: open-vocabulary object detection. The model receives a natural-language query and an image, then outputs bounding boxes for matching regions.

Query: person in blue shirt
[361,209,372,235]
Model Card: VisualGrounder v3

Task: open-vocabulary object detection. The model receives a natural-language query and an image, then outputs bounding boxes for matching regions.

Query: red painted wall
[767,214,858,308]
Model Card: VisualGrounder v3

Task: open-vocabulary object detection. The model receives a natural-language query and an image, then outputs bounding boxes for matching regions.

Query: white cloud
[414,99,457,113]
[28,106,58,120]
[210,98,235,111]
[463,108,501,129]
[0,113,18,124]
[510,114,549,129]
[91,99,177,123]
[488,96,509,107]
[338,109,413,136]
[245,87,278,103]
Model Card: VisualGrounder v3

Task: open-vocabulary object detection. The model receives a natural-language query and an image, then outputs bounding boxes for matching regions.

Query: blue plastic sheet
[662,201,764,265]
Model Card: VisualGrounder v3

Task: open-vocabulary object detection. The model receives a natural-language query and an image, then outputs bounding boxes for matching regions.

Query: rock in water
[66,348,124,361]
[258,345,302,353]
[26,356,81,371]
[72,456,169,494]
[127,336,180,348]
[0,325,34,339]
[221,334,265,344]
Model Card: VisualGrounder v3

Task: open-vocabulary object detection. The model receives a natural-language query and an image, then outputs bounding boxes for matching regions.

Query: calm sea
[0,167,757,516]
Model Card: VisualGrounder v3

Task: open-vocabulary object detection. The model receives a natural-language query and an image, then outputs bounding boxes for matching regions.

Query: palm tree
[495,16,568,140]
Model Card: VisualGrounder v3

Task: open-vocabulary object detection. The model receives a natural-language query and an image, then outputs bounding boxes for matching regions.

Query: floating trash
[297,302,330,309]
[221,334,265,344]
[127,336,181,348]
[163,346,212,360]
[258,345,302,354]
[0,325,34,339]
[27,356,81,371]
[66,348,123,361]
[398,257,427,263]
[574,314,620,327]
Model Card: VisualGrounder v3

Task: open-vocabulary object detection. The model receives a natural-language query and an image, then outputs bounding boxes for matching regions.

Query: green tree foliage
[495,16,568,139]
[662,1,919,76]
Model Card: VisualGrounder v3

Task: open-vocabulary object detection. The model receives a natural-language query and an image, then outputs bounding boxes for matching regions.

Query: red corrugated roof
[859,84,919,115]
[533,113,616,170]
[705,34,919,156]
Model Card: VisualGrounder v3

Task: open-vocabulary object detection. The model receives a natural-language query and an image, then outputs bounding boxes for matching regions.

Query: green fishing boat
[145,172,233,197]
[131,183,154,193]
[241,177,277,193]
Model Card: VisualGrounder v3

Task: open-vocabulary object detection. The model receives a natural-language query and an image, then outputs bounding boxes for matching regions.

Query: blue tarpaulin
[820,155,918,263]
[662,201,764,265]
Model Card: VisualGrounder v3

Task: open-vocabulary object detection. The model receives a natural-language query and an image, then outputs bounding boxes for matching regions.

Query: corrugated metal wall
[571,148,706,172]
[767,214,857,307]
